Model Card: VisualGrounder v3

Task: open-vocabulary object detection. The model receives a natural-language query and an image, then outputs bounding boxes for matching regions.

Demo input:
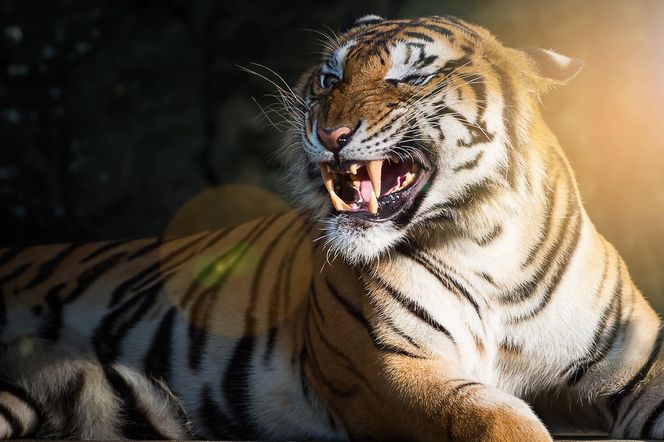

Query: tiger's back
[0,211,344,439]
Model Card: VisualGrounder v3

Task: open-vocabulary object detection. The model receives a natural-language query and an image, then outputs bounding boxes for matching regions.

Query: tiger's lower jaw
[322,216,407,264]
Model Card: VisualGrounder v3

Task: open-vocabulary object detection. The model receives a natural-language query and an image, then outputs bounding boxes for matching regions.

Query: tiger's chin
[322,215,406,265]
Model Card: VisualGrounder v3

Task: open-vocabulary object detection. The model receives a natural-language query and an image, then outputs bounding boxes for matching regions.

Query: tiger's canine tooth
[320,163,351,211]
[367,160,383,196]
[369,189,379,214]
[350,164,359,175]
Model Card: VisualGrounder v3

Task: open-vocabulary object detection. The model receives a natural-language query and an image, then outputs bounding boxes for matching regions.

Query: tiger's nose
[316,125,354,153]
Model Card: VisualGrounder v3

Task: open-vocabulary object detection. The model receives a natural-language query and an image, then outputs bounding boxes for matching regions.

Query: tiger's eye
[320,73,340,88]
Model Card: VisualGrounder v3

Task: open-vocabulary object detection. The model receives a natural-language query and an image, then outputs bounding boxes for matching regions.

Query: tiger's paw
[467,408,552,442]
[448,387,552,442]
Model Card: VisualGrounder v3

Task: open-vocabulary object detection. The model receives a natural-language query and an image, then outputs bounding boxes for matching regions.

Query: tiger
[0,13,662,441]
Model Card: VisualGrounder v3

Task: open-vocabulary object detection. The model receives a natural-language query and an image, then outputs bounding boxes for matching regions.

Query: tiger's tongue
[359,179,373,202]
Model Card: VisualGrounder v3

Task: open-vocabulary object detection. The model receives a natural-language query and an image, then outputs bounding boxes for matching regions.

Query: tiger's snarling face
[286,15,582,264]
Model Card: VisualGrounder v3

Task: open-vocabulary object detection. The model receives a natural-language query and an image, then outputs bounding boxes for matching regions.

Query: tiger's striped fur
[1,14,663,441]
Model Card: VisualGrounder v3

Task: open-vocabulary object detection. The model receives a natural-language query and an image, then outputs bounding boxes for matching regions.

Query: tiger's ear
[521,48,584,86]
[339,14,385,33]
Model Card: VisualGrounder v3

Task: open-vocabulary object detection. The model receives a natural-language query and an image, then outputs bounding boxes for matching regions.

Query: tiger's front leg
[387,358,552,441]
[360,357,552,441]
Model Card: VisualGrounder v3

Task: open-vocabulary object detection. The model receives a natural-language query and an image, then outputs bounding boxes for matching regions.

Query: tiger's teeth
[350,164,359,175]
[367,160,382,197]
[369,189,378,214]
[331,194,352,211]
[320,163,351,211]
[401,172,415,189]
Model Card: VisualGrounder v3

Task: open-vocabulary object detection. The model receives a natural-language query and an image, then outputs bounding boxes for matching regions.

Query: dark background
[1,0,663,309]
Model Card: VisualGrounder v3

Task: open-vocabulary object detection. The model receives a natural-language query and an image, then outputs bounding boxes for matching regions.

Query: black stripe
[80,239,131,263]
[491,63,520,188]
[523,179,558,268]
[610,322,664,408]
[0,263,30,287]
[0,248,22,267]
[60,372,86,438]
[325,279,369,329]
[310,279,326,321]
[477,271,497,286]
[440,15,480,39]
[450,381,480,396]
[566,265,622,384]
[297,346,312,403]
[199,226,235,251]
[453,151,484,172]
[414,177,496,226]
[63,251,128,304]
[303,313,358,398]
[415,55,438,70]
[0,403,22,437]
[125,238,163,260]
[404,31,434,42]
[401,247,481,317]
[436,107,494,147]
[462,72,487,120]
[475,223,502,247]
[515,211,583,320]
[375,277,455,343]
[501,165,578,305]
[23,244,79,290]
[0,381,42,424]
[197,386,239,439]
[642,397,664,439]
[264,222,313,364]
[440,57,472,75]
[143,307,177,384]
[419,23,454,39]
[359,111,401,142]
[39,283,66,340]
[325,279,423,359]
[221,335,258,439]
[110,233,209,307]
[371,301,423,350]
[103,366,169,440]
[309,304,376,394]
[93,280,162,364]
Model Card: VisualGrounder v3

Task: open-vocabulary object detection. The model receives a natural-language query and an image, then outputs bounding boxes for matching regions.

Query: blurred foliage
[1,0,663,308]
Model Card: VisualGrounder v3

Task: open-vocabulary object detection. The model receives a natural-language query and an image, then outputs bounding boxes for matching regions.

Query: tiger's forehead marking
[385,39,461,80]
[327,17,479,80]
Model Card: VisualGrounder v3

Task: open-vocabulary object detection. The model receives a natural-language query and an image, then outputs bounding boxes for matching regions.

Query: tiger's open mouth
[319,158,428,220]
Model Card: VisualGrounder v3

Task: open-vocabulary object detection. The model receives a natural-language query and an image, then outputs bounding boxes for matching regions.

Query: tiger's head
[284,15,583,265]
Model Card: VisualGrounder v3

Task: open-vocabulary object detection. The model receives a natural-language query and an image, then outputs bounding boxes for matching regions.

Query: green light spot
[193,241,260,287]
[18,336,34,356]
